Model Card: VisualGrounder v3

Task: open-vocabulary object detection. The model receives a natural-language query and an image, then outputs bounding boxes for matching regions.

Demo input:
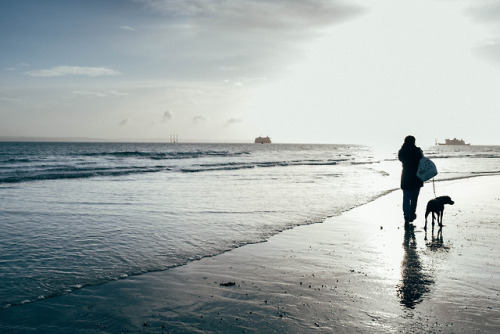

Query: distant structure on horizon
[255,136,271,144]
[436,138,470,146]
[170,135,179,143]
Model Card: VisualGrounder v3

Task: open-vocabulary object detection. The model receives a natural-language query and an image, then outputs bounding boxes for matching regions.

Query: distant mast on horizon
[255,136,271,144]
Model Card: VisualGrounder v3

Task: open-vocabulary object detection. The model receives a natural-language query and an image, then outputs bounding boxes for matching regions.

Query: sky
[1,0,500,147]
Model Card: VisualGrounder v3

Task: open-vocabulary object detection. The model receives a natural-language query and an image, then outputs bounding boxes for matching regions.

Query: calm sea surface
[0,142,498,309]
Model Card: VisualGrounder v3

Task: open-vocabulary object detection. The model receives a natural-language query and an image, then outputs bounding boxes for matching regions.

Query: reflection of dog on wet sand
[424,196,454,231]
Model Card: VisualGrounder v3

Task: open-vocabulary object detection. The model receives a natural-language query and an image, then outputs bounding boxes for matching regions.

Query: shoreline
[1,175,499,333]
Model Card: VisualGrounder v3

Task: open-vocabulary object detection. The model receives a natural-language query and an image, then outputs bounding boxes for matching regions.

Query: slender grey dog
[424,196,454,230]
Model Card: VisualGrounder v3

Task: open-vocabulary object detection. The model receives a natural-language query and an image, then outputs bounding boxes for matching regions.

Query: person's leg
[402,189,411,223]
[409,188,421,222]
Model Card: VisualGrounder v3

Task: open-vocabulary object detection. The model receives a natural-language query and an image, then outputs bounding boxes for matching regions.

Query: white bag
[417,157,438,182]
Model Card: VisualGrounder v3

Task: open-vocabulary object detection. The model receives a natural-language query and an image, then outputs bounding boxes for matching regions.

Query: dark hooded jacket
[398,142,424,190]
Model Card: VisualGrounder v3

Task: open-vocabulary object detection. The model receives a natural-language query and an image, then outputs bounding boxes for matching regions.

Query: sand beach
[1,175,499,333]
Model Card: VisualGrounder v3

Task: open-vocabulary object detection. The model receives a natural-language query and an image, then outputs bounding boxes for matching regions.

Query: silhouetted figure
[398,135,423,228]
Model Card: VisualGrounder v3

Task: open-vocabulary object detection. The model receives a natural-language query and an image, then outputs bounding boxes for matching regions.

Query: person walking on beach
[398,135,423,228]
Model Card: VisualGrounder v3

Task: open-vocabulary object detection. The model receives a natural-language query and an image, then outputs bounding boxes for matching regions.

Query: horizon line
[0,136,496,146]
[0,136,361,145]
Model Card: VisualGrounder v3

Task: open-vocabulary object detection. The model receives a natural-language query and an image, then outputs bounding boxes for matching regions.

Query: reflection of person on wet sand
[397,228,433,309]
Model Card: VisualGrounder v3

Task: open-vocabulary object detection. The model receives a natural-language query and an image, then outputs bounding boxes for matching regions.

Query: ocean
[0,142,498,310]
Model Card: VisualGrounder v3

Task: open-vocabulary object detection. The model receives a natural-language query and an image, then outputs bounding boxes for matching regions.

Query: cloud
[0,97,23,103]
[467,1,500,22]
[71,90,129,98]
[225,117,242,125]
[162,110,174,121]
[72,90,107,98]
[25,66,120,77]
[136,0,365,80]
[476,40,500,64]
[467,1,500,65]
[118,119,128,126]
[120,25,136,31]
[141,0,363,29]
[193,115,208,123]
[223,77,268,87]
[108,90,129,96]
[5,63,30,72]
[218,66,237,72]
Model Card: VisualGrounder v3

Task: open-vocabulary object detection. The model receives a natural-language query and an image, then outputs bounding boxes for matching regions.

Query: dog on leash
[424,196,454,231]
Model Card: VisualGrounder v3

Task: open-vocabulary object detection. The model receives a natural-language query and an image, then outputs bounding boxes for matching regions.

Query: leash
[432,178,437,197]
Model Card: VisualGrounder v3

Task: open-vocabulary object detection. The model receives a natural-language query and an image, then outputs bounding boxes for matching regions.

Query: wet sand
[1,176,499,333]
